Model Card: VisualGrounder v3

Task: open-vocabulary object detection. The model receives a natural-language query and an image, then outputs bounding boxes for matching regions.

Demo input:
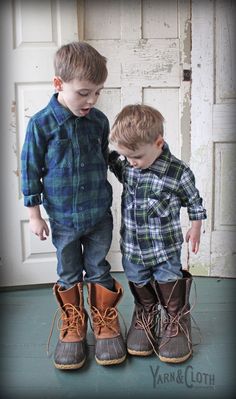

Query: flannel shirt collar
[148,142,171,177]
[49,93,92,125]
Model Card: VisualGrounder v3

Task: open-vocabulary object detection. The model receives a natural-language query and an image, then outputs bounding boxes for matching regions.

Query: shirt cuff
[188,210,207,221]
[24,194,42,207]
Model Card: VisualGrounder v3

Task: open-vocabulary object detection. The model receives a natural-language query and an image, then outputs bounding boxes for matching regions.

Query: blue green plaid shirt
[21,93,112,231]
[109,143,207,266]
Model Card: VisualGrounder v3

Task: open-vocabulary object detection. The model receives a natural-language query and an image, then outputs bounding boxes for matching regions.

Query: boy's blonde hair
[54,41,108,83]
[109,104,165,151]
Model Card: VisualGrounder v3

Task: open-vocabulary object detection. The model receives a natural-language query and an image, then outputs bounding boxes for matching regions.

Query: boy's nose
[87,94,97,105]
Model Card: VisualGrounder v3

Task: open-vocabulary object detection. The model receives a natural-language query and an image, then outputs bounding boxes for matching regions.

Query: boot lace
[135,304,160,356]
[135,304,158,331]
[159,306,192,351]
[90,305,119,335]
[46,303,86,356]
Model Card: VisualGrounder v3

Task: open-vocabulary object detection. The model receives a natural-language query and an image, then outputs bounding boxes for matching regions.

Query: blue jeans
[122,250,183,285]
[50,211,114,290]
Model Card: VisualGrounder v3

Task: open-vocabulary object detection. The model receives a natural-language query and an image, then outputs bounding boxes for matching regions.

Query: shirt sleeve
[178,167,207,221]
[21,118,47,207]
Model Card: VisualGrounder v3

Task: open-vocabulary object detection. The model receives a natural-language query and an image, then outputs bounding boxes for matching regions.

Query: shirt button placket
[74,118,83,228]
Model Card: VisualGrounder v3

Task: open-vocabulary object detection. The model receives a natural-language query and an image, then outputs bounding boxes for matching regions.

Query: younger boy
[109,104,207,363]
[21,42,126,369]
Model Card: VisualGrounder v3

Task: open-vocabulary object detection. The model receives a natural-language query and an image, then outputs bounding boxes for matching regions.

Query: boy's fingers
[192,241,199,254]
[195,242,199,254]
[39,231,47,240]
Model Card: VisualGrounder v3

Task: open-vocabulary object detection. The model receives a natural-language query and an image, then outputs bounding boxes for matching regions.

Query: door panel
[0,0,78,286]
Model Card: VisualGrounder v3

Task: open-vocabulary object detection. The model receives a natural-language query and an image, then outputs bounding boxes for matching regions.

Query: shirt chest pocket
[46,139,72,168]
[147,191,171,218]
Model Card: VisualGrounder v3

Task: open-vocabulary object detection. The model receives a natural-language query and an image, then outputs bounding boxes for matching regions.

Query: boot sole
[128,348,153,356]
[95,354,126,366]
[159,351,192,364]
[54,357,86,370]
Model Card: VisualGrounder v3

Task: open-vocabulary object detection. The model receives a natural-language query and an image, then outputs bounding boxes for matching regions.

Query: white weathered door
[192,0,236,277]
[0,0,191,286]
[78,0,192,271]
[0,0,78,286]
[211,0,236,277]
[211,1,236,277]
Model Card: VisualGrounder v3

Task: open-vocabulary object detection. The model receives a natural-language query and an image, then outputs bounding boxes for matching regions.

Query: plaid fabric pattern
[21,93,112,230]
[109,143,207,266]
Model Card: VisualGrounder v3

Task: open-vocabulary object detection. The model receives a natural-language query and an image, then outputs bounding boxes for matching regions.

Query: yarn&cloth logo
[150,365,215,390]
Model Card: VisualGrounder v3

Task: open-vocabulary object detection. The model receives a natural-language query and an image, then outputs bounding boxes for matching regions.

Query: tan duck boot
[53,283,88,369]
[155,271,193,363]
[127,281,159,356]
[87,278,126,366]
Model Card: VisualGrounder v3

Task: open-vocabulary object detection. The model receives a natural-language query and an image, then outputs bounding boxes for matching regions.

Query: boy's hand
[185,220,202,254]
[29,217,50,241]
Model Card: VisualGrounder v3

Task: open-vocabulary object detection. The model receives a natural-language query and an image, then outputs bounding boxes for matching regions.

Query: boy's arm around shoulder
[108,150,125,183]
[101,116,110,165]
[99,112,124,182]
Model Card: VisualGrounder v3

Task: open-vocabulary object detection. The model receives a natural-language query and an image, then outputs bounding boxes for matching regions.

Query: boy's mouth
[80,107,91,116]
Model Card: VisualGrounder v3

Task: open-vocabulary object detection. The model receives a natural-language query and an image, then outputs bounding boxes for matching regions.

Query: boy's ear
[53,76,63,91]
[156,136,164,148]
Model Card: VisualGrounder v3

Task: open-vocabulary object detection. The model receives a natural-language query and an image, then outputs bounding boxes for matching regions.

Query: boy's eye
[77,91,101,97]
[78,92,89,97]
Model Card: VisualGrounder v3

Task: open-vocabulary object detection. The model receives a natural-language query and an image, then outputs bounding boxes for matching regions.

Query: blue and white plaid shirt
[109,143,207,266]
[21,93,112,231]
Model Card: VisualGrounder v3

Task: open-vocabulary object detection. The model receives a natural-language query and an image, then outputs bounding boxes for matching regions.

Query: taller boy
[21,42,126,369]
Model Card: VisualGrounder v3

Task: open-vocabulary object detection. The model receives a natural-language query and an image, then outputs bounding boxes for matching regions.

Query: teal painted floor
[0,273,235,399]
